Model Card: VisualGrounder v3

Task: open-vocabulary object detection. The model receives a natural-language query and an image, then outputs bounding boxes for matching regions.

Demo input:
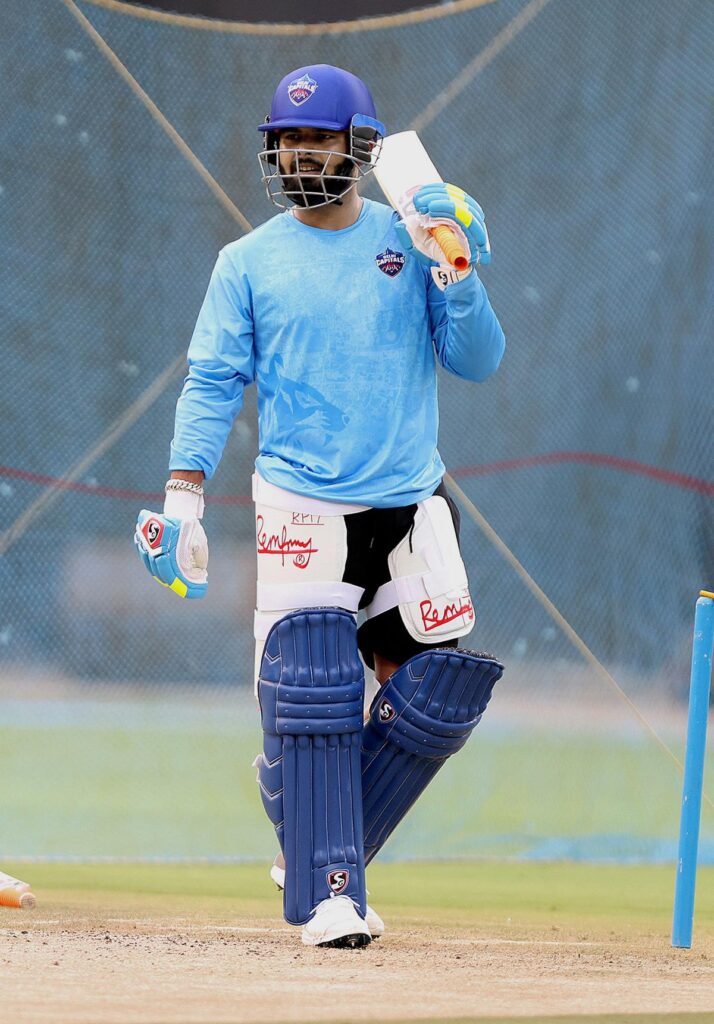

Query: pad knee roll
[361,648,503,864]
[257,608,367,925]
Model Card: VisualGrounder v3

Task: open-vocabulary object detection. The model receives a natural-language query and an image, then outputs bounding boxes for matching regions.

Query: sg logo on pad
[327,869,349,895]
[378,699,396,722]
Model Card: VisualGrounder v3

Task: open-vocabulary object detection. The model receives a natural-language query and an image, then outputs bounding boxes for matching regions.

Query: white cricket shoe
[270,859,385,939]
[301,895,371,948]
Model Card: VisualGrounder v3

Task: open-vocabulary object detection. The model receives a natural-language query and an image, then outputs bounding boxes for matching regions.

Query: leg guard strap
[361,648,503,864]
[257,608,367,925]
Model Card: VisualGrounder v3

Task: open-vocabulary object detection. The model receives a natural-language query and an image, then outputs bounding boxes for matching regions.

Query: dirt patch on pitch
[1,909,713,1024]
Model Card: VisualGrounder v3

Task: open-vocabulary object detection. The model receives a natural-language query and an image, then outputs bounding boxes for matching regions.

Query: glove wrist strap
[431,265,473,291]
[163,487,204,520]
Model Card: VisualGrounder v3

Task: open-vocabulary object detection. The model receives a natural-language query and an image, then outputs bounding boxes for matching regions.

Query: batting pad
[361,648,504,864]
[257,608,367,925]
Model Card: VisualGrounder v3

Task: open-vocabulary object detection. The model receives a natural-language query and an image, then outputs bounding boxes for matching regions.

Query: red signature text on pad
[256,515,318,569]
[420,596,474,632]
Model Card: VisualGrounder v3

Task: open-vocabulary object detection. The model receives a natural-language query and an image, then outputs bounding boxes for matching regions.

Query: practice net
[1,0,712,862]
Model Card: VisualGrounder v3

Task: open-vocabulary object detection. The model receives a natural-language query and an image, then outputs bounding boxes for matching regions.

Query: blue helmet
[258,64,385,209]
[258,64,384,138]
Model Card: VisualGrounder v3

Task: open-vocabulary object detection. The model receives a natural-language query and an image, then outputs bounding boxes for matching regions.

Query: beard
[279,156,356,208]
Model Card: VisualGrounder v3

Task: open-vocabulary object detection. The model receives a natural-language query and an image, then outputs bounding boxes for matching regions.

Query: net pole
[672,590,714,949]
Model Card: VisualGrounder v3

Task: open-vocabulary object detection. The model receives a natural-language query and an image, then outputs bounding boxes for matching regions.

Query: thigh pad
[365,495,475,644]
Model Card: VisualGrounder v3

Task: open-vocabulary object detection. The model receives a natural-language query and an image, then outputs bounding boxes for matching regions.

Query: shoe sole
[317,932,372,949]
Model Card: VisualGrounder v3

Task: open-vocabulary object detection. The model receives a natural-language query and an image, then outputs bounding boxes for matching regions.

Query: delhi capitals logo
[375,248,405,278]
[288,74,318,107]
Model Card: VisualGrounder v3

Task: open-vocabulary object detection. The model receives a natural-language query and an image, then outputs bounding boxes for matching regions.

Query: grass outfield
[4,860,713,936]
[3,706,711,861]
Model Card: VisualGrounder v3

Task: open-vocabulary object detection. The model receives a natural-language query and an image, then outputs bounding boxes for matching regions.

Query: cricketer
[135,64,505,948]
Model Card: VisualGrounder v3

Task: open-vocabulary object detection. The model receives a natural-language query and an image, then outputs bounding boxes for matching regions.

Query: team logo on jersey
[375,248,405,277]
[288,74,318,106]
[378,699,396,722]
[327,869,349,895]
[141,517,164,550]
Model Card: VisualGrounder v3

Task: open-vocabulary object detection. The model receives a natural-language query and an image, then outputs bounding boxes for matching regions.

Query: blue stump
[672,591,714,949]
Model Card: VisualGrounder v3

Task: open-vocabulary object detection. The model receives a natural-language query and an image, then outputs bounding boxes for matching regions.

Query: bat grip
[430,225,469,272]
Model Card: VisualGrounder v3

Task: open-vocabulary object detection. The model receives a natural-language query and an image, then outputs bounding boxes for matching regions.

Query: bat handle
[430,225,469,272]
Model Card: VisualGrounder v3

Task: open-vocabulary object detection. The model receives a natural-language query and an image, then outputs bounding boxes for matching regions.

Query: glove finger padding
[411,183,491,266]
[134,534,154,576]
[419,199,488,248]
[135,510,208,599]
[414,183,484,221]
[177,518,209,578]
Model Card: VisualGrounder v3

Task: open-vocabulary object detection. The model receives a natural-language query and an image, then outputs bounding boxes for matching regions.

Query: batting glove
[395,182,491,268]
[134,492,208,599]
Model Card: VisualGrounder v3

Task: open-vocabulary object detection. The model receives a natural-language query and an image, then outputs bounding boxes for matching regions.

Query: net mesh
[1,0,712,861]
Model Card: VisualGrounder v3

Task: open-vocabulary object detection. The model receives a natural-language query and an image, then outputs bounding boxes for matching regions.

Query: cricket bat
[374,130,469,271]
[0,870,36,908]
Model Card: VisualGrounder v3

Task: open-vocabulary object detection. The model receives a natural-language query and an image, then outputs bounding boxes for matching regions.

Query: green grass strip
[4,861,712,937]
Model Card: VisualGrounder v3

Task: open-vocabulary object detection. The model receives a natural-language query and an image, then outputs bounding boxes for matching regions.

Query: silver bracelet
[165,479,204,496]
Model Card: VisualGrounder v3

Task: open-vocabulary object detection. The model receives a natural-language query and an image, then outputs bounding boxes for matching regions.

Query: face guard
[258,115,384,210]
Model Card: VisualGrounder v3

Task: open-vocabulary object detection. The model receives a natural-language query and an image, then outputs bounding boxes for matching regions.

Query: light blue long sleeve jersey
[170,197,505,508]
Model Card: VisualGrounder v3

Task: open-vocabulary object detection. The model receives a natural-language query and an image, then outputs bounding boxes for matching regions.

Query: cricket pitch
[0,862,712,1024]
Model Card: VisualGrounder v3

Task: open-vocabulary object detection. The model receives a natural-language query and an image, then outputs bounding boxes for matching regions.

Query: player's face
[277,128,349,173]
[277,128,355,206]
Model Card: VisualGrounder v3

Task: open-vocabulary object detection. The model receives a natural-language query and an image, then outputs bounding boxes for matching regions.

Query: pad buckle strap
[256,580,364,613]
[364,566,468,620]
[254,605,360,642]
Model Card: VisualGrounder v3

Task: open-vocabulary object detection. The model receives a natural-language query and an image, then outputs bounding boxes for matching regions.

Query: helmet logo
[288,73,318,107]
[375,248,405,278]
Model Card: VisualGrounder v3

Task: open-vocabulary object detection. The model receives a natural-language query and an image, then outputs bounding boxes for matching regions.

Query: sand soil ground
[2,901,713,1024]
